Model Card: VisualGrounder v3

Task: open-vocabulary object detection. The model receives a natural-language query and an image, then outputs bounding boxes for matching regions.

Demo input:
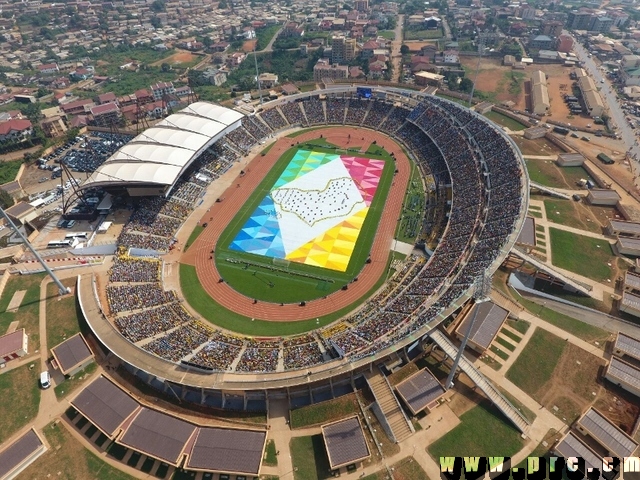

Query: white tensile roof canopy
[81,102,244,195]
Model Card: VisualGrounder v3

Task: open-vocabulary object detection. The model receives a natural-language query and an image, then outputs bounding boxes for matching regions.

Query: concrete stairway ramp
[529,181,572,200]
[429,330,530,433]
[365,370,414,443]
[511,248,593,297]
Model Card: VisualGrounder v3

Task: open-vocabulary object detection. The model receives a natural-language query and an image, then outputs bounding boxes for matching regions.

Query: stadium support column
[0,207,70,296]
[445,275,492,390]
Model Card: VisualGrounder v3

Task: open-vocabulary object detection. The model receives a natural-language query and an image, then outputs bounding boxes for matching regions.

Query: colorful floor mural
[229,150,385,272]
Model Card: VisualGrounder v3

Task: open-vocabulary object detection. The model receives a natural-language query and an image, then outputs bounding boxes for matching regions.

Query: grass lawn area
[363,457,430,480]
[264,439,278,466]
[378,30,395,40]
[512,291,610,345]
[257,24,282,51]
[0,362,40,443]
[484,111,527,131]
[0,272,46,347]
[180,248,395,335]
[388,361,419,386]
[506,328,566,396]
[544,199,600,234]
[54,362,98,400]
[495,336,516,351]
[404,28,443,40]
[21,421,137,480]
[184,225,204,252]
[490,345,509,361]
[214,142,395,303]
[396,160,426,244]
[0,159,22,184]
[290,435,332,480]
[290,394,360,429]
[286,127,328,138]
[500,328,522,343]
[548,227,614,281]
[46,278,80,349]
[436,93,469,106]
[428,402,524,458]
[526,159,591,191]
[479,355,502,370]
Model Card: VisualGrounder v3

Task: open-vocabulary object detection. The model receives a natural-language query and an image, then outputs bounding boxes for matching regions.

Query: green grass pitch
[213,142,396,304]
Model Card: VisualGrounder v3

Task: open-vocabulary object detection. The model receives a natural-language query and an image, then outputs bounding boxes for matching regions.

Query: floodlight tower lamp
[0,207,70,296]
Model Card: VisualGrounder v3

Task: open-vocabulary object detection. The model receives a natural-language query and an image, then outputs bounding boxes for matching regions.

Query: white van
[40,371,51,389]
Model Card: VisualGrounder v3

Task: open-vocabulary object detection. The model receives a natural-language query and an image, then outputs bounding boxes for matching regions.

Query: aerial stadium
[73,85,528,440]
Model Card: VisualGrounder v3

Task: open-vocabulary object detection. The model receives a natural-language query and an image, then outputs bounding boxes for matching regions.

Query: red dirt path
[180,127,410,321]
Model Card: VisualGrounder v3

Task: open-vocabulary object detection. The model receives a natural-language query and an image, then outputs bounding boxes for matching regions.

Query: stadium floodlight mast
[468,38,492,106]
[445,274,492,390]
[0,207,70,296]
[253,47,264,105]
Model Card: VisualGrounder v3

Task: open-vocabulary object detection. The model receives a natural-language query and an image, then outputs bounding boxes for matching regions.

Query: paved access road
[569,33,640,170]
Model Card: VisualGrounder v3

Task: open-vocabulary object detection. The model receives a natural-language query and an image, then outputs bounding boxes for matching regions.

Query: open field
[290,435,332,480]
[150,50,200,68]
[511,136,563,156]
[290,393,360,429]
[21,421,136,480]
[46,278,80,349]
[0,272,45,347]
[506,328,566,396]
[548,227,615,281]
[459,57,526,106]
[427,402,525,458]
[404,28,443,41]
[363,457,430,480]
[543,198,602,233]
[0,159,22,183]
[0,362,40,443]
[525,159,591,190]
[214,143,395,303]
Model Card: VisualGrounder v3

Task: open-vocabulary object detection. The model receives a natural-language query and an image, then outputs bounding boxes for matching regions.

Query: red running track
[180,127,410,322]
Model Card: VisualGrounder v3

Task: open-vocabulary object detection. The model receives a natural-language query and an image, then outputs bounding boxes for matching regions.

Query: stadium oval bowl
[79,86,529,397]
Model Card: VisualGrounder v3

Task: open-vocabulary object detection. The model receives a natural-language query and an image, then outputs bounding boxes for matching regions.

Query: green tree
[459,77,474,93]
[218,0,228,8]
[161,62,171,72]
[400,44,410,55]
[0,190,14,209]
[150,16,162,29]
[151,0,166,12]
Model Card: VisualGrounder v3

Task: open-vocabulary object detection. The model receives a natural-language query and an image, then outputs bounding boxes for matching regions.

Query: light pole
[0,207,69,296]
[445,275,492,390]
[468,43,491,106]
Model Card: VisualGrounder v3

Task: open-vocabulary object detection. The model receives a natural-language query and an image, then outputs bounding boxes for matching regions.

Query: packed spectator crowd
[109,253,160,283]
[105,92,524,373]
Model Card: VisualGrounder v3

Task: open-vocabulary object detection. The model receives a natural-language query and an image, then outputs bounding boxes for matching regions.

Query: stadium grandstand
[79,102,244,197]
[77,86,528,408]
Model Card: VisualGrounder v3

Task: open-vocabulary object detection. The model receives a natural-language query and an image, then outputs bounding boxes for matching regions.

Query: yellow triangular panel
[285,208,369,272]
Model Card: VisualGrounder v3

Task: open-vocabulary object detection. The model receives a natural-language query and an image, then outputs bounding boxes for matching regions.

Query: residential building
[90,102,120,127]
[331,35,356,64]
[41,116,67,137]
[541,21,564,37]
[354,0,369,12]
[529,35,554,50]
[313,58,349,82]
[414,71,444,87]
[442,50,459,64]
[37,62,59,75]
[556,35,574,53]
[0,119,32,142]
[590,16,613,33]
[566,10,594,30]
[97,92,117,105]
[151,81,175,101]
[258,73,279,88]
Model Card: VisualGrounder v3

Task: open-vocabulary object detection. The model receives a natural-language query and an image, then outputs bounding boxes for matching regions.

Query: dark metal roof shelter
[614,332,640,362]
[51,332,93,375]
[606,356,640,391]
[321,416,370,470]
[186,426,267,475]
[118,408,197,465]
[455,301,509,351]
[516,217,537,247]
[0,428,45,479]
[70,375,139,437]
[577,408,639,457]
[554,431,601,473]
[395,368,445,415]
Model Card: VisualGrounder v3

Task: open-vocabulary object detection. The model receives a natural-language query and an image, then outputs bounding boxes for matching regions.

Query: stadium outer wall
[78,86,530,402]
